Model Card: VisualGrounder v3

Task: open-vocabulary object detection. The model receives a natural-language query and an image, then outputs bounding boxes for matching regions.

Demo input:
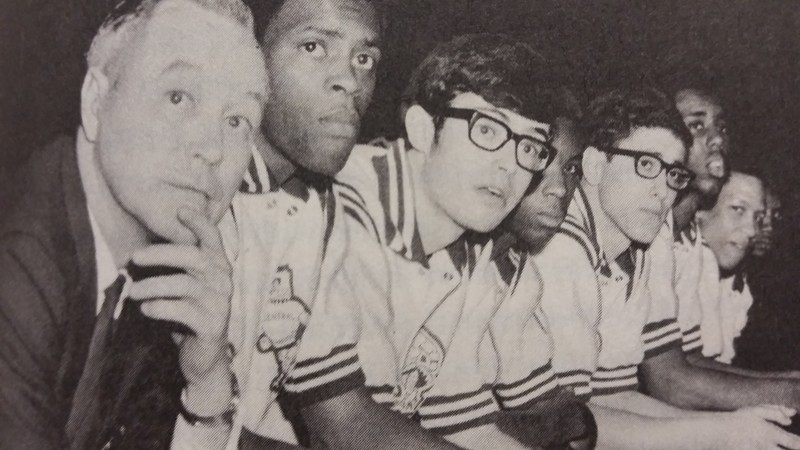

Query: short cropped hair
[698,169,764,212]
[87,0,254,86]
[401,33,563,131]
[244,0,385,45]
[658,61,720,102]
[584,87,692,154]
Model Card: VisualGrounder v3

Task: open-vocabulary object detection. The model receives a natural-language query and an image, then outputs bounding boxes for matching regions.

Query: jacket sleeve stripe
[494,365,559,410]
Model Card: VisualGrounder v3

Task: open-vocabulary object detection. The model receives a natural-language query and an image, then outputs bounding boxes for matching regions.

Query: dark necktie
[66,274,126,449]
[69,264,185,449]
[92,264,184,449]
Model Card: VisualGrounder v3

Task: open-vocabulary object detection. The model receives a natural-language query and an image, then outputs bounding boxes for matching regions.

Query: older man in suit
[0,0,268,448]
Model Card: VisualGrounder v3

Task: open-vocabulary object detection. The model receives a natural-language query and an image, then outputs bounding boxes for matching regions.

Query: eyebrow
[618,147,682,165]
[298,26,380,48]
[478,106,510,122]
[647,150,681,164]
[685,111,708,119]
[159,59,265,100]
[244,91,265,104]
[159,59,201,76]
[477,107,550,139]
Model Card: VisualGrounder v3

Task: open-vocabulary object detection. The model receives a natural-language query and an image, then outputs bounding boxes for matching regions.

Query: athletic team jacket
[670,217,754,362]
[0,137,181,450]
[216,151,364,446]
[670,217,707,354]
[715,274,754,364]
[535,186,682,399]
[335,138,558,436]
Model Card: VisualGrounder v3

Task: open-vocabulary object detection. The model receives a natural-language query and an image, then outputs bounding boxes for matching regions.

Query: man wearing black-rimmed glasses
[532,88,800,449]
[335,33,583,448]
[633,89,800,443]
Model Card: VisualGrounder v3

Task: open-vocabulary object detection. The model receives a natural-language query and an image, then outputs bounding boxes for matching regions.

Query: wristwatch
[179,369,239,428]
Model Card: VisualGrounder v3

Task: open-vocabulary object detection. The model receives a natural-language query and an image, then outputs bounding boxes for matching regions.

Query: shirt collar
[567,185,610,274]
[88,210,131,318]
[239,145,314,201]
[239,145,279,194]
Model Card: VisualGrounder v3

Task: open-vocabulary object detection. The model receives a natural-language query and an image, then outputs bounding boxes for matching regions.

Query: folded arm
[301,387,463,449]
[641,347,800,411]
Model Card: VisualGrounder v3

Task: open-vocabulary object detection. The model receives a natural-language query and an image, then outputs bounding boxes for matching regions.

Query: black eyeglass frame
[439,107,556,173]
[599,146,695,191]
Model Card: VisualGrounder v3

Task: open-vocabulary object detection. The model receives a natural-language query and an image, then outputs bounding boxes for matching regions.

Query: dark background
[2,0,799,285]
[3,1,799,185]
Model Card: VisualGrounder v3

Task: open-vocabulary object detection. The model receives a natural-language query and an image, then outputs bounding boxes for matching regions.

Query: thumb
[747,405,795,426]
[462,241,501,317]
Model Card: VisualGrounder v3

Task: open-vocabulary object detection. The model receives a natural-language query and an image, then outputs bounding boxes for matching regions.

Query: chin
[722,251,747,271]
[471,222,500,233]
[464,214,504,234]
[719,260,740,272]
[305,154,350,177]
[313,139,357,175]
[628,228,661,246]
[695,176,724,198]
[518,228,556,252]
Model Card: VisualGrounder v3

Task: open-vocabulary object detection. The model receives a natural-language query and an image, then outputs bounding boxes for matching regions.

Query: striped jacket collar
[239,147,323,201]
[366,137,427,264]
[561,185,644,282]
[368,137,511,278]
[239,147,279,194]
[561,185,608,275]
[234,146,337,256]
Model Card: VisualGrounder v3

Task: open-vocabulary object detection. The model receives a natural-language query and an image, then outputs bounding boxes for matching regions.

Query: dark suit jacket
[0,136,182,449]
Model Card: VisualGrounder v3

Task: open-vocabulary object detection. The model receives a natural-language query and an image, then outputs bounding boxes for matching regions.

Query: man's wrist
[179,387,236,428]
[184,364,237,416]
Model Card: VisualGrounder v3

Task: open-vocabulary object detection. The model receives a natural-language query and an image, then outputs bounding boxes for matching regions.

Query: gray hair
[86,0,255,86]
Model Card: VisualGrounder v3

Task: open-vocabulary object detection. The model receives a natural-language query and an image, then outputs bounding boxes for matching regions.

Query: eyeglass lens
[468,115,550,172]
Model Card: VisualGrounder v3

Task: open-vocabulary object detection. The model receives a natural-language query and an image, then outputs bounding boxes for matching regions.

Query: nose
[542,166,567,199]
[742,216,758,239]
[495,140,518,173]
[326,56,359,96]
[651,172,670,201]
[706,124,726,155]
[188,116,224,165]
[761,215,773,233]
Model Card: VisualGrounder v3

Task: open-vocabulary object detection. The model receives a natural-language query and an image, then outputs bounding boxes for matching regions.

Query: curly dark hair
[401,33,563,131]
[585,88,692,155]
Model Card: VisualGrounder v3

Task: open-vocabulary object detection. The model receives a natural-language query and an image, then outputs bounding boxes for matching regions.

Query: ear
[404,104,435,154]
[80,67,110,143]
[581,146,606,186]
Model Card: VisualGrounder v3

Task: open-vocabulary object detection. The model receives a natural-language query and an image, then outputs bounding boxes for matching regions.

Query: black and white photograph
[2,0,800,448]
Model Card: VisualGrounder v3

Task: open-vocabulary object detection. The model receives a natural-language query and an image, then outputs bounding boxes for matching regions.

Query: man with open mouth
[530,87,800,449]
[335,33,574,449]
[635,88,800,437]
